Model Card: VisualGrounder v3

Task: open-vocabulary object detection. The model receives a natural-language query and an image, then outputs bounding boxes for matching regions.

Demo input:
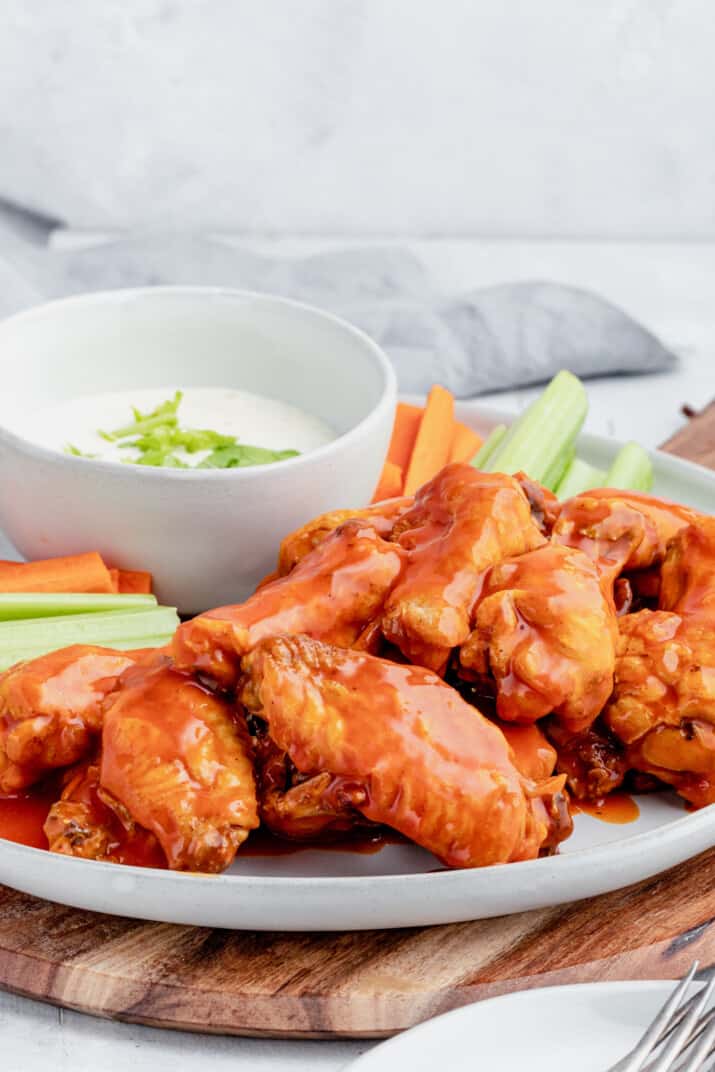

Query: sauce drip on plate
[571,792,640,824]
[0,788,56,849]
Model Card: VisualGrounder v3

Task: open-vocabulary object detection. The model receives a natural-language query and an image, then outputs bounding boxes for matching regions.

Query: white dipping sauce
[23,387,336,466]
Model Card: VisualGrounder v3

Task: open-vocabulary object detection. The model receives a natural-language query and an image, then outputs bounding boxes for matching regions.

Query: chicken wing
[545,718,628,800]
[0,645,137,793]
[382,464,546,672]
[173,520,406,688]
[98,659,258,871]
[553,489,699,590]
[604,518,715,808]
[277,497,411,575]
[459,544,617,732]
[252,732,375,840]
[44,760,165,867]
[240,634,570,867]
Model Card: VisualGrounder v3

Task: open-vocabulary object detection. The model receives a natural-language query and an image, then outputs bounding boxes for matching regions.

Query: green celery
[483,371,588,485]
[0,606,179,649]
[556,457,607,499]
[102,391,183,441]
[111,634,174,651]
[0,632,175,671]
[76,390,302,470]
[198,444,299,468]
[0,593,156,621]
[541,445,576,493]
[471,425,508,469]
[65,443,97,458]
[605,442,654,492]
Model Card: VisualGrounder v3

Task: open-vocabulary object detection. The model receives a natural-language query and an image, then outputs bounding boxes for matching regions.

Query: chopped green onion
[0,593,156,621]
[471,425,508,469]
[481,371,588,489]
[555,457,607,500]
[604,442,654,492]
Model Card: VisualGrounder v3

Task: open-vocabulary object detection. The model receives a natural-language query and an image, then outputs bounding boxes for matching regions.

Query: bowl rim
[0,286,397,482]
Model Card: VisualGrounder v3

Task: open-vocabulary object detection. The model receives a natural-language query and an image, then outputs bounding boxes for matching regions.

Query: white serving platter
[0,405,713,931]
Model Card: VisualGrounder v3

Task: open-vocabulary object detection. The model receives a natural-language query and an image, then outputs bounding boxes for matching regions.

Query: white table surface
[1,238,714,1072]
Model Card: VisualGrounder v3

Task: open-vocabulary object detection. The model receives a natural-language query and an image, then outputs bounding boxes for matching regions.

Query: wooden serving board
[0,400,713,1041]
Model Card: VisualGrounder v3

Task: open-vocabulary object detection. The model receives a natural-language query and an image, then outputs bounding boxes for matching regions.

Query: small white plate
[0,407,713,930]
[346,980,698,1072]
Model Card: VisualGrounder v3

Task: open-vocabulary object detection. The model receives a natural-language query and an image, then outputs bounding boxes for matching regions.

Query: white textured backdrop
[1,0,712,236]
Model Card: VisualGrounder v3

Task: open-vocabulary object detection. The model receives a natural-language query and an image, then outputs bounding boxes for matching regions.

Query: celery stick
[0,606,179,649]
[541,445,575,493]
[0,633,175,671]
[0,592,156,621]
[484,371,588,484]
[605,442,654,492]
[471,425,508,469]
[111,634,174,651]
[556,457,607,500]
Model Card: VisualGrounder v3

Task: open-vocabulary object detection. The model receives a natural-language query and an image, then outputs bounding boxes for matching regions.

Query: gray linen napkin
[0,222,676,398]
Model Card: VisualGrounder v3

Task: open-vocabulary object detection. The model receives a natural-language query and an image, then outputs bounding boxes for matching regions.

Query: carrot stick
[387,403,423,472]
[0,552,115,594]
[116,569,153,595]
[403,386,455,495]
[371,461,403,503]
[108,568,120,593]
[449,422,483,464]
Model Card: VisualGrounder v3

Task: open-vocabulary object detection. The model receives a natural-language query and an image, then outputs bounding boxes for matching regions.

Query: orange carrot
[387,403,423,472]
[116,568,153,595]
[403,385,455,495]
[371,460,404,503]
[448,421,483,464]
[0,552,115,594]
[108,568,120,592]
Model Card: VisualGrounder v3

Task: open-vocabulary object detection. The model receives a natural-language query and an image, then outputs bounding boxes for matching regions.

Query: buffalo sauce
[496,721,557,782]
[0,786,56,849]
[240,827,407,857]
[571,793,640,824]
[0,772,166,869]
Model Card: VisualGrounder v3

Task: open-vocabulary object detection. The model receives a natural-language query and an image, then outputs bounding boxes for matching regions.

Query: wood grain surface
[0,406,713,1040]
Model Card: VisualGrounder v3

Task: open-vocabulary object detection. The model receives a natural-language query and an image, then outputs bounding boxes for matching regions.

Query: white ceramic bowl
[0,287,396,613]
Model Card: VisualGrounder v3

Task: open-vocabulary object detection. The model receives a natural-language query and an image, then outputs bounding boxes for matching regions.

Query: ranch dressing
[22,387,335,466]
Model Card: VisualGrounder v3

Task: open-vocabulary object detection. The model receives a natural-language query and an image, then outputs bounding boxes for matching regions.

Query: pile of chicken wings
[1,461,712,873]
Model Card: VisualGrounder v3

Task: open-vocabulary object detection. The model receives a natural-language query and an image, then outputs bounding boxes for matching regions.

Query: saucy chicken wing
[277,497,411,575]
[44,760,164,867]
[252,733,375,840]
[173,520,406,688]
[554,489,699,589]
[99,659,258,871]
[604,518,715,808]
[382,464,546,672]
[240,634,570,867]
[459,544,617,732]
[0,645,137,793]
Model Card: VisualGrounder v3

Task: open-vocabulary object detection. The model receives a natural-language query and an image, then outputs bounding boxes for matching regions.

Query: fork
[607,963,715,1072]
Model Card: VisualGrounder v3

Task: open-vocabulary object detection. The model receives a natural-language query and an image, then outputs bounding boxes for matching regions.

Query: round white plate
[0,408,713,930]
[346,980,697,1071]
